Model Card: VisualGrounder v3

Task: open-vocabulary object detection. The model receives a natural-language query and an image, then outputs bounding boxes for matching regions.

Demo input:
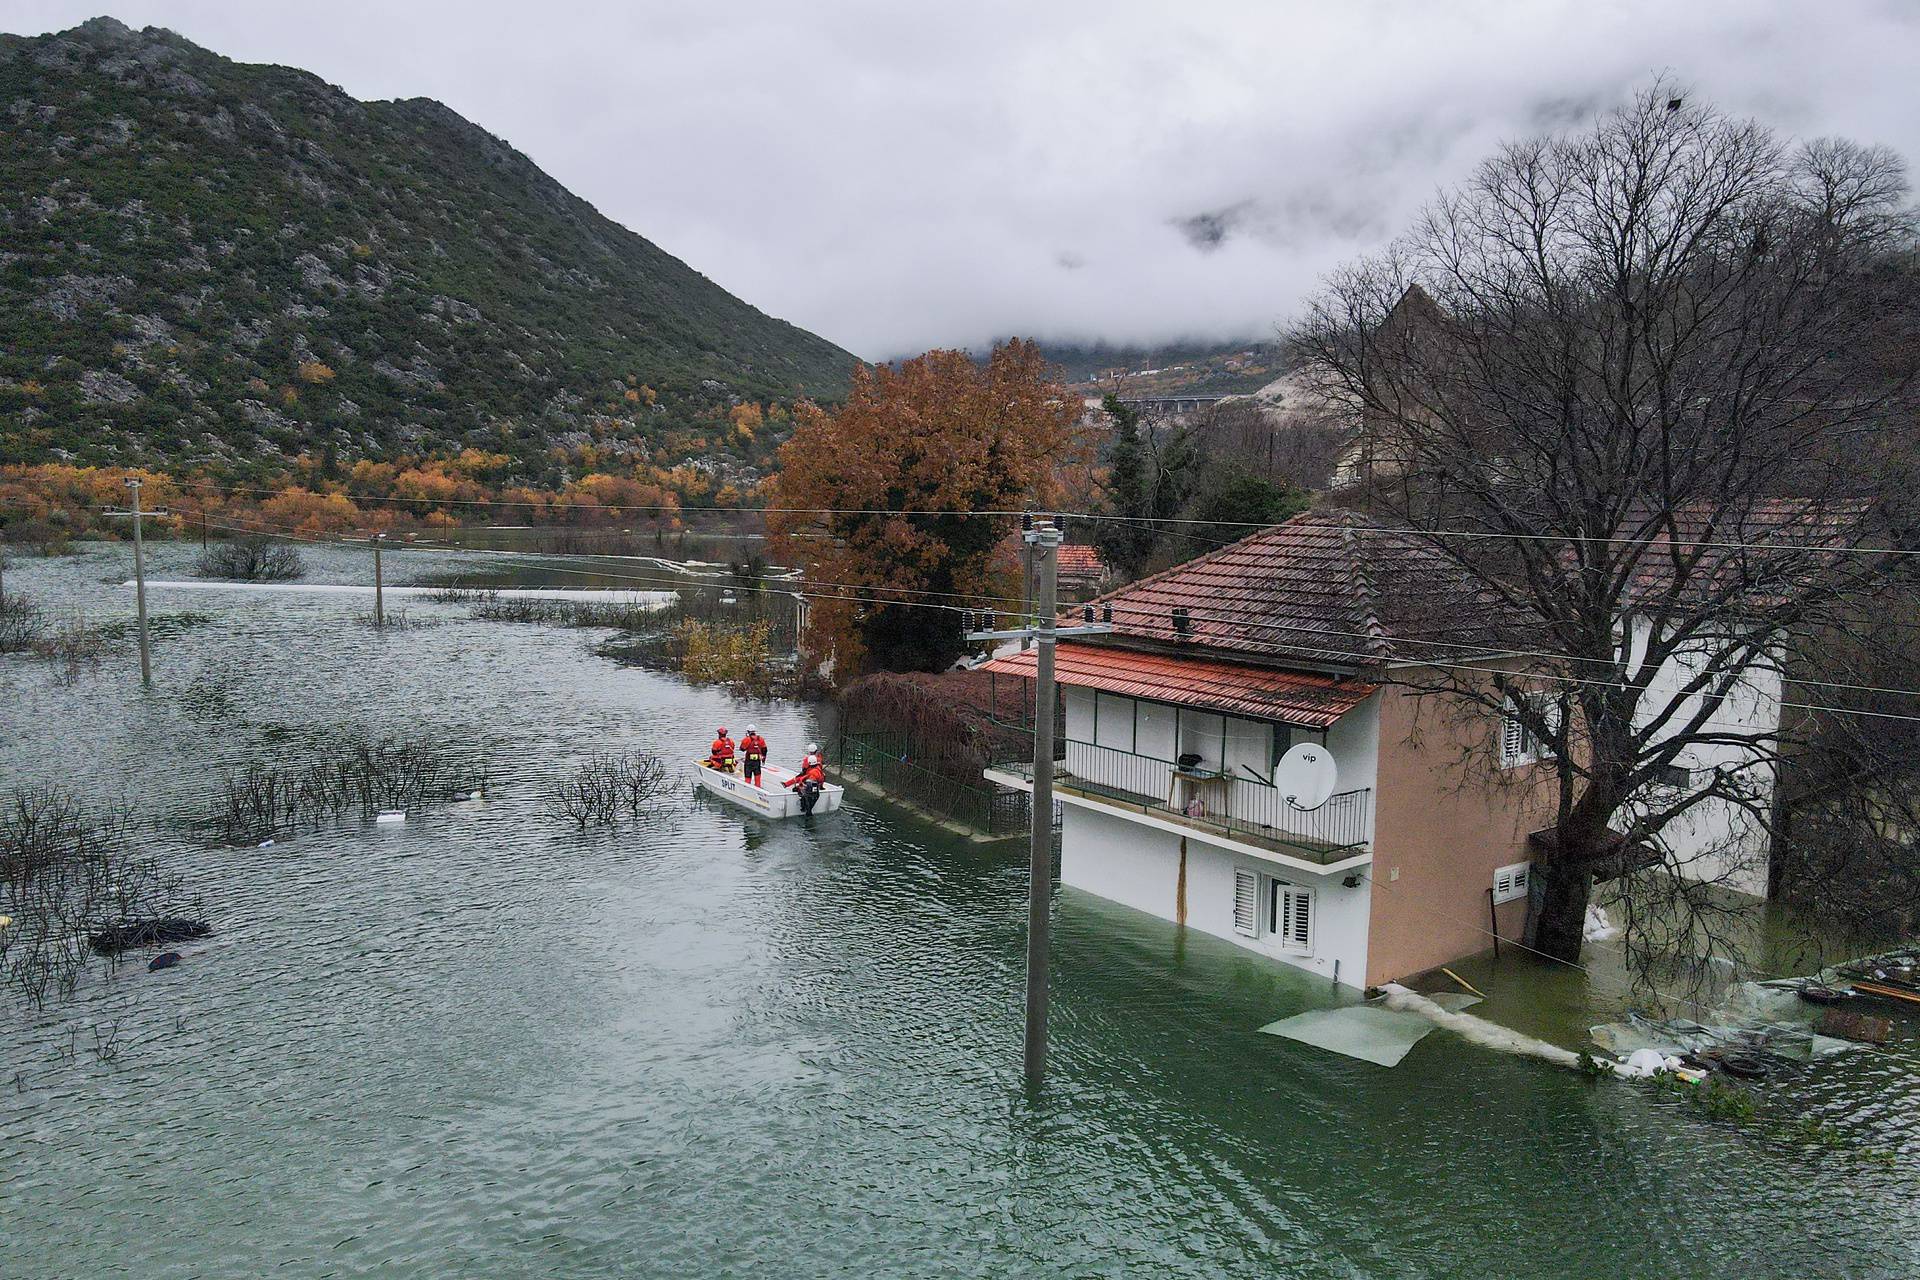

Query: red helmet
[717,727,728,736]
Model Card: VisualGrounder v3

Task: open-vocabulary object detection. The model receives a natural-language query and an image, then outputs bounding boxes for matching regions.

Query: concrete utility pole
[105,478,163,686]
[1024,521,1060,1092]
[373,533,386,630]
[963,517,1110,1094]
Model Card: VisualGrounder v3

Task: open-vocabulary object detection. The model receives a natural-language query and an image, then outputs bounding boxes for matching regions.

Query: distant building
[1055,544,1109,594]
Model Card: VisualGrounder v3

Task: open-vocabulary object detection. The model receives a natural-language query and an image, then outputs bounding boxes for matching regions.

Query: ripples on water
[1,544,1915,1278]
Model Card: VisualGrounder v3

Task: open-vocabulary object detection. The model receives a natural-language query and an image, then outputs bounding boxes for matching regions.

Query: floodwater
[2,542,1916,1278]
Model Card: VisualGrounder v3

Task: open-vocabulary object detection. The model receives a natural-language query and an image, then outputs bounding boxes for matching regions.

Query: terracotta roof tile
[1056,544,1105,575]
[1079,508,1524,668]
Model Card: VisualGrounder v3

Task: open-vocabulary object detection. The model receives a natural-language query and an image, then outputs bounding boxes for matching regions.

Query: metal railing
[837,730,1036,837]
[998,739,1371,860]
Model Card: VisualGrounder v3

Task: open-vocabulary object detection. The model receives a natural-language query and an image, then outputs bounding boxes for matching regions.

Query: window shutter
[1276,884,1313,953]
[1501,702,1525,767]
[1232,869,1258,936]
[1492,860,1532,905]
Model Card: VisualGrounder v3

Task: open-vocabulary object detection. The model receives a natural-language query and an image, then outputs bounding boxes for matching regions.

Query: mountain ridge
[0,17,859,485]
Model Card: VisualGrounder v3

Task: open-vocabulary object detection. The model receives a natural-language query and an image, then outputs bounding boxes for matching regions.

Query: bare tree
[1293,84,1918,966]
[1189,399,1345,492]
[196,535,304,582]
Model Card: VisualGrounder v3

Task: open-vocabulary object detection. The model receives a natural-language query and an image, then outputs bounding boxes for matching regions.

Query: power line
[166,505,1920,708]
[77,476,1920,557]
[168,507,1920,723]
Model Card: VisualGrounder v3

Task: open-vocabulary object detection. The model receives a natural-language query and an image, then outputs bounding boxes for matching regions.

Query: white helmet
[807,743,819,753]
[745,724,757,733]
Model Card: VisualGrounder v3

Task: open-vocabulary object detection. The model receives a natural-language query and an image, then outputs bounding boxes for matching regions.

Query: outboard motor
[799,780,822,815]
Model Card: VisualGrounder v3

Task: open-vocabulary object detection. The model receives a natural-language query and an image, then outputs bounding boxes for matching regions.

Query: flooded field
[2,542,1916,1278]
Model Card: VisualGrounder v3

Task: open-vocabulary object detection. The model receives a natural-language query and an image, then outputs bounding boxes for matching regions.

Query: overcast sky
[8,2,1919,358]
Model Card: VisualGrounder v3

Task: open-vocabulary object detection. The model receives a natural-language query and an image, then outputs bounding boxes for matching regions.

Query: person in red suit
[707,727,736,772]
[739,725,769,785]
[786,743,827,813]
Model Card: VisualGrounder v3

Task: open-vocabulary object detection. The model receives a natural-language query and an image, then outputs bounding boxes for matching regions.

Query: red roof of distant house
[1612,497,1871,608]
[1056,544,1105,576]
[982,643,1375,728]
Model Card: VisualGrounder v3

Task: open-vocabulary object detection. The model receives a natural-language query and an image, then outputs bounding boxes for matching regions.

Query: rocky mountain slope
[0,18,859,481]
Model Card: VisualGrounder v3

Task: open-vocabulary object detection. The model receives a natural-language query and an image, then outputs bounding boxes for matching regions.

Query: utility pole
[105,478,164,686]
[963,517,1110,1094]
[373,533,386,630]
[1023,521,1059,1092]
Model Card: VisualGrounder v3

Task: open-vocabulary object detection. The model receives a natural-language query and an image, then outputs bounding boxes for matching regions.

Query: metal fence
[837,730,1037,837]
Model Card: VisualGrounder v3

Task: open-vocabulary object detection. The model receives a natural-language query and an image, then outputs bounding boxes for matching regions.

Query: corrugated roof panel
[982,643,1375,728]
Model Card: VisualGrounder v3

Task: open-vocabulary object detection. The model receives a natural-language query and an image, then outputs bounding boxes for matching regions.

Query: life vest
[740,734,768,761]
[709,736,735,764]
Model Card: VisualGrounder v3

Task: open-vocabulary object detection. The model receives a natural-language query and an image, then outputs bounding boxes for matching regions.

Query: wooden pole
[373,534,385,630]
[1025,521,1060,1094]
[126,477,151,686]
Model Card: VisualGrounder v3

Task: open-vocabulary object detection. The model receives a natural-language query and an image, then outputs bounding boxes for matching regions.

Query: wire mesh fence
[837,730,1048,839]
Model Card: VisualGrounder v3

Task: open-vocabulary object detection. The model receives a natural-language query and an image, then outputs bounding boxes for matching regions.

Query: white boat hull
[691,760,844,819]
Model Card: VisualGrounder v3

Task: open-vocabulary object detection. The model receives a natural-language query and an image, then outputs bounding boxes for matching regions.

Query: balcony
[989,740,1372,866]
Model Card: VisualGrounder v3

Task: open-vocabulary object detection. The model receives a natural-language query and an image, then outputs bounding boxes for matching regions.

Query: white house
[984,508,1791,990]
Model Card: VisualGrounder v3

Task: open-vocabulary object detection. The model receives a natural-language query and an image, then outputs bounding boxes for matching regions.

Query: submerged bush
[28,614,108,684]
[197,535,304,582]
[551,751,670,827]
[0,588,45,653]
[205,733,489,844]
[1,786,189,1009]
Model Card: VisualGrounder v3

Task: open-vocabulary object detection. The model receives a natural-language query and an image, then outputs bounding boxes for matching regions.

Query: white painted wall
[1621,617,1782,897]
[1058,803,1372,989]
[1324,691,1380,802]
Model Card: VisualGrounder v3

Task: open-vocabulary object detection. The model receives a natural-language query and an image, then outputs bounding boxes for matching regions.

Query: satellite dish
[1273,742,1337,810]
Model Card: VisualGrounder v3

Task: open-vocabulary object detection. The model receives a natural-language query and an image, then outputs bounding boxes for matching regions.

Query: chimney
[1172,607,1189,637]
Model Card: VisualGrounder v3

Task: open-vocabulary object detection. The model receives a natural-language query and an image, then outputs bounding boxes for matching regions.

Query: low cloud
[9,1,1919,357]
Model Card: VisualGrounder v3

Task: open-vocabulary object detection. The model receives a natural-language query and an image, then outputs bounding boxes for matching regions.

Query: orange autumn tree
[769,341,1081,679]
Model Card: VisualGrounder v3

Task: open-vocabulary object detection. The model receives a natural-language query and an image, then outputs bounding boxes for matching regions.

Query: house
[1327,284,1446,494]
[1055,543,1109,595]
[982,507,1787,989]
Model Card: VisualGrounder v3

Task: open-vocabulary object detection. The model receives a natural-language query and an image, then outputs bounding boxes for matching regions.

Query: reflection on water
[1,543,1915,1278]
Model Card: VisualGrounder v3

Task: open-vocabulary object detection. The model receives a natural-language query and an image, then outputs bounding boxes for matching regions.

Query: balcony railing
[994,740,1371,862]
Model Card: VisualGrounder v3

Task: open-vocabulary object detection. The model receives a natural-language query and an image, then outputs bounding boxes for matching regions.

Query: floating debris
[88,917,210,956]
[1814,1008,1893,1045]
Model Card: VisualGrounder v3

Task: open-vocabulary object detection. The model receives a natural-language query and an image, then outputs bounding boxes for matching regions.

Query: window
[1267,724,1297,777]
[1234,870,1314,953]
[1093,692,1136,751]
[1269,880,1314,953]
[1500,692,1562,768]
[1650,762,1693,792]
[1492,861,1531,905]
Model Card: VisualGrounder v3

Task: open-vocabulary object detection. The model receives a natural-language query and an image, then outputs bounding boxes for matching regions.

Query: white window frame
[1492,860,1531,905]
[1267,877,1315,954]
[1500,692,1561,768]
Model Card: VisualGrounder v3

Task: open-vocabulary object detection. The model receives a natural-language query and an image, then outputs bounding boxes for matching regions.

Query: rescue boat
[691,759,844,819]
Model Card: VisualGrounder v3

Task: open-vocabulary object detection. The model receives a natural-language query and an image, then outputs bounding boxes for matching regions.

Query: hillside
[0,18,859,485]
